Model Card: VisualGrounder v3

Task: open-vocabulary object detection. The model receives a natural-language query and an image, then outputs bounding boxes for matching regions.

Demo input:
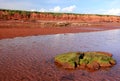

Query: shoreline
[0,21,120,39]
[0,29,120,81]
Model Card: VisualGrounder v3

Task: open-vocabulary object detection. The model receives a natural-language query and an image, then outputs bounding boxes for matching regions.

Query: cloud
[62,5,76,12]
[39,5,76,12]
[39,8,47,12]
[0,1,33,10]
[84,8,120,16]
[50,6,61,12]
[103,8,120,15]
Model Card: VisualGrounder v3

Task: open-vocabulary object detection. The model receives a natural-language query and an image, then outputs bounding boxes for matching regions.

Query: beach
[1,21,120,39]
[0,21,120,81]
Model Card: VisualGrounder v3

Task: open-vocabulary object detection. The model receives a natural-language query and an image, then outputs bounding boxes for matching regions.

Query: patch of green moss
[55,52,81,68]
[55,51,116,70]
[80,59,89,65]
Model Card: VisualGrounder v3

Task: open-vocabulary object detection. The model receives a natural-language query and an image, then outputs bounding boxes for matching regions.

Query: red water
[0,29,120,81]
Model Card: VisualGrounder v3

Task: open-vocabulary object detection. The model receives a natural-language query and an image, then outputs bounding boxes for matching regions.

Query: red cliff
[0,9,120,23]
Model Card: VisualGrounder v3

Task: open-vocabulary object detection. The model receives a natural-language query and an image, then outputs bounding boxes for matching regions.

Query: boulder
[54,51,116,70]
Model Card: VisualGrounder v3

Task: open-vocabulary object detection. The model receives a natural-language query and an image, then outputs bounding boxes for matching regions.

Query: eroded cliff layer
[0,9,120,22]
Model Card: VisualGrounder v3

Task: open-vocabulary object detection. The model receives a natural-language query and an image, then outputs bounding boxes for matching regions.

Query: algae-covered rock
[54,51,116,70]
[54,52,82,69]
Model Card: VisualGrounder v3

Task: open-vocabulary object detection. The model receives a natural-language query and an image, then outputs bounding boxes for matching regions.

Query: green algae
[54,51,116,70]
[55,52,81,68]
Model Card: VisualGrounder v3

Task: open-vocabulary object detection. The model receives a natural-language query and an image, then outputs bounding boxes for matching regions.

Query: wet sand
[1,21,120,39]
[0,29,120,81]
[0,21,120,81]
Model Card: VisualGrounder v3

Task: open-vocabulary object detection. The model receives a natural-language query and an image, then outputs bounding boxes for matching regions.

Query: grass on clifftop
[0,8,118,17]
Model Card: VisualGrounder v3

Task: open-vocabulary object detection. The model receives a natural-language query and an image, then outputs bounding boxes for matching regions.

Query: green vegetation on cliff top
[0,8,119,17]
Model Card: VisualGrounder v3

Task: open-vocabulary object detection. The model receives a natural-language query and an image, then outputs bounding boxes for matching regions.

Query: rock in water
[54,51,116,70]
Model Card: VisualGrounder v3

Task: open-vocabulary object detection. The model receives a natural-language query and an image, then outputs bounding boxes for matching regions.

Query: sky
[0,0,120,15]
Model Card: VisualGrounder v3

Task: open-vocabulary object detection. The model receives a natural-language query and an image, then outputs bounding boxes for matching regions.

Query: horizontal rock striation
[0,9,120,23]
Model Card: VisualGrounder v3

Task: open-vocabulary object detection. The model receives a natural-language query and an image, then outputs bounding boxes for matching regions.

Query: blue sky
[0,0,120,15]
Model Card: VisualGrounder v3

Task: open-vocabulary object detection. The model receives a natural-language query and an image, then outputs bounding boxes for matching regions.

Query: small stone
[110,59,116,65]
[87,62,100,70]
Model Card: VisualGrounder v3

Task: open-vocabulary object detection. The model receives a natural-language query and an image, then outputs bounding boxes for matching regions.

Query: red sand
[0,21,120,39]
[0,21,120,81]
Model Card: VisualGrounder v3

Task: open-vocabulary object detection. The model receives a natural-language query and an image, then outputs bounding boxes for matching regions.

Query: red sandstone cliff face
[0,10,120,22]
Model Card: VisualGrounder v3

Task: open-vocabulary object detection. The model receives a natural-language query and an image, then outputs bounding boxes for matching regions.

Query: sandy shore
[0,29,120,81]
[0,21,120,81]
[0,21,120,39]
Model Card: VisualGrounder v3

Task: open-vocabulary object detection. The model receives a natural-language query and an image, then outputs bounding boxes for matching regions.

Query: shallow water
[0,29,120,81]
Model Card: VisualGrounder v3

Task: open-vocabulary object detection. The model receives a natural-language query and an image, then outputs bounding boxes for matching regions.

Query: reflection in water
[0,29,120,81]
